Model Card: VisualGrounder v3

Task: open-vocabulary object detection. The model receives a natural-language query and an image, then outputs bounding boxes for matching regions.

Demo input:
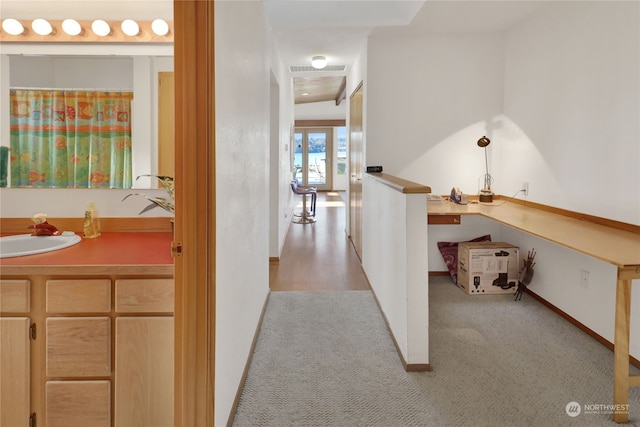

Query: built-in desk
[428,198,640,423]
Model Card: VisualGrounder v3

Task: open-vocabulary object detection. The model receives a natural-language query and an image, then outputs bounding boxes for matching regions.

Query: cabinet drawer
[46,380,111,427]
[115,279,174,313]
[428,214,461,225]
[115,317,174,427]
[0,280,30,313]
[46,317,111,377]
[46,279,111,313]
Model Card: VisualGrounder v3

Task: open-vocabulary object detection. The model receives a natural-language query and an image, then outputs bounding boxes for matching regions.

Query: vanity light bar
[0,19,173,43]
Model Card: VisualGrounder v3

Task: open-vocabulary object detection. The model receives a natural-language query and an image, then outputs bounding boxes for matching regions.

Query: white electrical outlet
[523,182,529,196]
[580,269,590,289]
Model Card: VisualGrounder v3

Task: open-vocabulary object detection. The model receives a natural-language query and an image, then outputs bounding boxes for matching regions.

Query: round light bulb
[91,19,111,37]
[121,19,140,36]
[2,19,25,35]
[32,18,53,35]
[311,56,327,69]
[151,19,169,36]
[62,19,82,36]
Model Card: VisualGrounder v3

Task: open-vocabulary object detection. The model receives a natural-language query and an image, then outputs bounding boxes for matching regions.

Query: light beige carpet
[232,276,639,426]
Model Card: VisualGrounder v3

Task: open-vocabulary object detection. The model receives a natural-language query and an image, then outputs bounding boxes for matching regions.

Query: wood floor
[270,191,371,291]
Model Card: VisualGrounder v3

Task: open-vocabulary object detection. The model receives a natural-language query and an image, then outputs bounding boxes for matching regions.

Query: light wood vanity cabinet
[114,279,174,427]
[0,280,31,427]
[0,276,173,427]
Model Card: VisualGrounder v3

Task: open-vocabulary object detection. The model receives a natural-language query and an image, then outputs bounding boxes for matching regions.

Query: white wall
[366,32,505,195]
[362,174,429,365]
[366,2,639,226]
[294,99,345,121]
[500,1,639,225]
[270,34,296,258]
[214,2,273,425]
[366,1,640,361]
[498,0,640,361]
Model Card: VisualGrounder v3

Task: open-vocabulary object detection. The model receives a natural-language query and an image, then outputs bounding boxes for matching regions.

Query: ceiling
[1,1,547,104]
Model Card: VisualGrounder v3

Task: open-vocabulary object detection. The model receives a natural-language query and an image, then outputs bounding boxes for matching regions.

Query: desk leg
[613,275,631,423]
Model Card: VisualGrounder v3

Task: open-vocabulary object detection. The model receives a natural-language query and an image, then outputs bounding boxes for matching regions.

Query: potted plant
[122,175,174,215]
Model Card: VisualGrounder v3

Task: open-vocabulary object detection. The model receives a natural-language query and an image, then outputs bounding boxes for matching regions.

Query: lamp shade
[477,136,491,147]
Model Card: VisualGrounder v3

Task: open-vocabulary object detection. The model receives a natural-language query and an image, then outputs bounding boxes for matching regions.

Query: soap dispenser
[83,201,101,238]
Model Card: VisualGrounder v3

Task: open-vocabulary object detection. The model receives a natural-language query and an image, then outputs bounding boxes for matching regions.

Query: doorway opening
[294,127,332,190]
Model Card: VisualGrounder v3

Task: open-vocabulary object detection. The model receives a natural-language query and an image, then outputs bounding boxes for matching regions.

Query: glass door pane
[307,131,327,187]
[294,128,332,191]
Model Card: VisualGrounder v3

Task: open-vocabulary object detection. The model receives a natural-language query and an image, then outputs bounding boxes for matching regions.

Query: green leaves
[122,175,174,215]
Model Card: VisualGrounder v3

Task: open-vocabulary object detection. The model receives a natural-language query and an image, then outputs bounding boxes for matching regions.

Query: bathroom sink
[0,232,82,258]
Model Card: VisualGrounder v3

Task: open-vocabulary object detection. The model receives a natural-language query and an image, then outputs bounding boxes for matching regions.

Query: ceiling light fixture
[91,19,111,37]
[311,56,327,70]
[151,19,169,36]
[2,18,25,35]
[62,19,82,36]
[32,19,53,36]
[121,19,140,36]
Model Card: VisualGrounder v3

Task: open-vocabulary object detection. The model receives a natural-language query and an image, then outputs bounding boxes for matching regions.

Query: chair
[290,180,317,224]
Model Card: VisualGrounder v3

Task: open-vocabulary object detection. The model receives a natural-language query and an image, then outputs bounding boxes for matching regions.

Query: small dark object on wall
[366,166,383,173]
[514,249,536,301]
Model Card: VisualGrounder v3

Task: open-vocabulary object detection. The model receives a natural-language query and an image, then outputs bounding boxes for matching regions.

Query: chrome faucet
[28,213,62,236]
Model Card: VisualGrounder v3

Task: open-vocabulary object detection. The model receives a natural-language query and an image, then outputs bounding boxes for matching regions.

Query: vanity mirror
[1,52,173,189]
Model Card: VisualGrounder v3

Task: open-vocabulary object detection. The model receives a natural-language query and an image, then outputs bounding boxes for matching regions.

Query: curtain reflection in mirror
[9,89,133,188]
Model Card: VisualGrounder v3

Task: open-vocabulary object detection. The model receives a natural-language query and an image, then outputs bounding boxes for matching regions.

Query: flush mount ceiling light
[32,18,53,35]
[2,18,25,35]
[151,18,169,36]
[91,19,111,37]
[121,19,140,36]
[62,19,82,36]
[311,56,327,70]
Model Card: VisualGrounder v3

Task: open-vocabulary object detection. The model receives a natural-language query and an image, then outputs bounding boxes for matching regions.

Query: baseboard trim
[405,363,433,372]
[525,288,640,368]
[429,271,450,277]
[226,291,271,427]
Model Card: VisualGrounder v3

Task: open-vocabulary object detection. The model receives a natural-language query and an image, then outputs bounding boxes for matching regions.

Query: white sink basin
[0,232,82,258]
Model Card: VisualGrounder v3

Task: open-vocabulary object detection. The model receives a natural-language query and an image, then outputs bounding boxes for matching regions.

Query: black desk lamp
[477,136,493,203]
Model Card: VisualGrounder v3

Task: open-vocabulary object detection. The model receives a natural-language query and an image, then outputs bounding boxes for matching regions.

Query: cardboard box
[457,242,519,295]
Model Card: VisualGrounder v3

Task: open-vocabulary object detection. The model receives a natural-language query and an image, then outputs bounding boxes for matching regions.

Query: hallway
[270,191,370,292]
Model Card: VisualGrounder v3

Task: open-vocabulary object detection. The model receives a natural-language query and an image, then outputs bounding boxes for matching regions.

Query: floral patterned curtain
[9,89,133,188]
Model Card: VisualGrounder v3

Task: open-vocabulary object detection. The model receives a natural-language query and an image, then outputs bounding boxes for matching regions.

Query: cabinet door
[115,317,174,427]
[0,318,30,427]
[46,380,110,427]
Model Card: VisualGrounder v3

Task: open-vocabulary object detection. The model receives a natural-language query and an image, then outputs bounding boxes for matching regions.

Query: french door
[294,128,332,191]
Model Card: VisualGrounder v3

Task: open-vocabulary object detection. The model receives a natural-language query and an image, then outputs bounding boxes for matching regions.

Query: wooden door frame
[349,82,364,259]
[173,1,215,426]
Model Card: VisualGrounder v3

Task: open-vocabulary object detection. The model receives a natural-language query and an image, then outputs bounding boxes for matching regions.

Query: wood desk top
[428,199,640,268]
